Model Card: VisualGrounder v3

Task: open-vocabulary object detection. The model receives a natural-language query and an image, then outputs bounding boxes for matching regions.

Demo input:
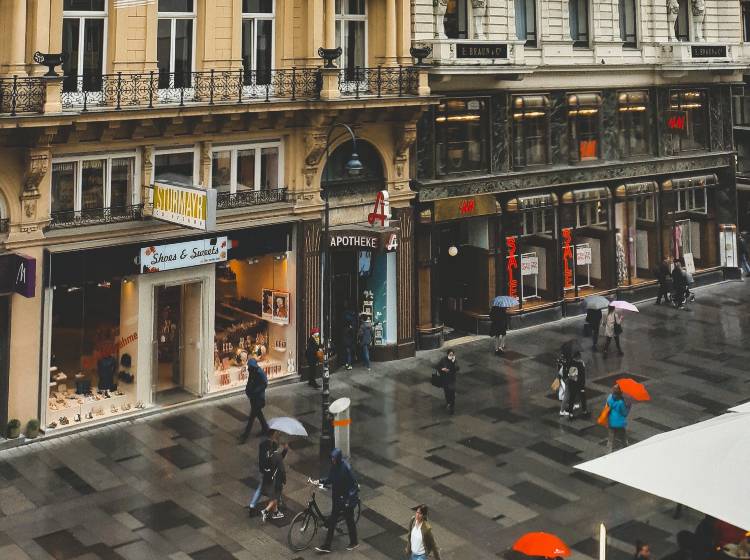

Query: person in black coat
[489,306,508,355]
[654,257,671,305]
[313,448,359,553]
[239,359,269,443]
[437,349,459,415]
[342,323,355,370]
[585,308,602,351]
[671,260,687,309]
[305,328,322,388]
[565,351,588,418]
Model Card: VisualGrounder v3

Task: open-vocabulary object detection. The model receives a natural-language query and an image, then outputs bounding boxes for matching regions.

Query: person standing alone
[654,257,671,305]
[437,350,459,415]
[405,504,441,560]
[585,307,602,351]
[305,328,323,388]
[357,314,373,371]
[606,384,631,452]
[489,305,508,354]
[238,359,269,443]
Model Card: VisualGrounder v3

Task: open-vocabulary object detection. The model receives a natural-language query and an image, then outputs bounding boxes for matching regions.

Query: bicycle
[287,478,361,552]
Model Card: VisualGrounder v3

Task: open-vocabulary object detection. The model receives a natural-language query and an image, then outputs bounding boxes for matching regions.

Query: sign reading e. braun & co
[456,43,508,59]
[691,45,727,58]
[151,182,217,231]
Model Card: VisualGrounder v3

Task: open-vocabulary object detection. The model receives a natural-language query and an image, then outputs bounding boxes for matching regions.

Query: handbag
[614,322,623,335]
[597,403,611,426]
[550,377,561,392]
[431,370,443,388]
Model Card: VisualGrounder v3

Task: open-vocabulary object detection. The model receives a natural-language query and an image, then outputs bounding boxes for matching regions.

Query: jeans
[248,478,263,508]
[344,346,353,366]
[411,554,429,560]
[361,344,370,368]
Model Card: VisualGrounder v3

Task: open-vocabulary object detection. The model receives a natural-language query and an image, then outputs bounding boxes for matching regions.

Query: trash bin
[329,397,351,461]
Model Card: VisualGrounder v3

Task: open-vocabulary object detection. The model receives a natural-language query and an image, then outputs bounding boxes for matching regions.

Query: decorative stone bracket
[393,123,418,180]
[15,149,50,237]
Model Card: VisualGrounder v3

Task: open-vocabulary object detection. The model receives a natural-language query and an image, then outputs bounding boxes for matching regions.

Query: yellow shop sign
[152,182,217,231]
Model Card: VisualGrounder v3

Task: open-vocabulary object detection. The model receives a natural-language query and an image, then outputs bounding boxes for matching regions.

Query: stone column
[325,0,336,50]
[1,0,28,76]
[298,220,322,380]
[385,0,398,66]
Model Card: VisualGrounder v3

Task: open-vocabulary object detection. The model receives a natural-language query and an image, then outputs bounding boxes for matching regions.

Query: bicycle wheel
[288,510,317,552]
[336,501,361,535]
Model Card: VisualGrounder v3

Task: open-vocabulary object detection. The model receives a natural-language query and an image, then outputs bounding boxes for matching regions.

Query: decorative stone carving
[304,130,329,167]
[199,141,212,187]
[434,0,448,39]
[19,150,49,226]
[692,0,706,42]
[472,0,487,40]
[667,0,680,42]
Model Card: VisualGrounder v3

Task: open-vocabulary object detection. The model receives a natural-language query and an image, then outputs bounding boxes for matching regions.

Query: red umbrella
[513,532,571,558]
[616,378,651,401]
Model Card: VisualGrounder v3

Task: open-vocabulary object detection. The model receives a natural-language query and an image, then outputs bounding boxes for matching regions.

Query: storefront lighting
[670,104,702,109]
[274,254,287,261]
[618,106,646,112]
[97,281,111,288]
[568,109,599,116]
[513,111,546,119]
[247,257,260,265]
[435,115,481,123]
[448,246,459,257]
[67,286,81,293]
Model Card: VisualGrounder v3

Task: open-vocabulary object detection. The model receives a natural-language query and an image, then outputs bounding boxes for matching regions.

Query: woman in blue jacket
[607,384,631,453]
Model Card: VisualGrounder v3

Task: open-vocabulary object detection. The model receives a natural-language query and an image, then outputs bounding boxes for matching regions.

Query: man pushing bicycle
[311,448,359,553]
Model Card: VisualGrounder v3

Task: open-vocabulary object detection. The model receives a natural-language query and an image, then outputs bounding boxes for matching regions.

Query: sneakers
[559,410,570,417]
[315,546,332,554]
[346,543,359,551]
[346,365,353,370]
[260,509,269,523]
[270,511,284,520]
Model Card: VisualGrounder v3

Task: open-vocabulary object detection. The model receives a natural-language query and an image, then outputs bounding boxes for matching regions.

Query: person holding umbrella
[259,434,288,522]
[583,296,608,351]
[489,304,508,355]
[601,305,624,357]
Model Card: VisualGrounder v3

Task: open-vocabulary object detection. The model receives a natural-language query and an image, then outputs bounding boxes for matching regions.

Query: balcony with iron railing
[216,187,288,210]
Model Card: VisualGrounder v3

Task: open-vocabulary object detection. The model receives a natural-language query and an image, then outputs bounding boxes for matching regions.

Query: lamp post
[320,123,362,464]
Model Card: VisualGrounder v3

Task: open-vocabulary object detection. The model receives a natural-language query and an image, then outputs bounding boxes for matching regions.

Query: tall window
[435,98,488,175]
[513,95,550,168]
[577,201,607,227]
[522,208,554,235]
[619,0,637,47]
[568,93,601,162]
[51,155,136,215]
[743,0,750,42]
[242,0,274,85]
[670,90,708,151]
[154,148,196,185]
[515,0,537,47]
[62,0,106,93]
[444,0,469,39]
[336,0,367,79]
[675,0,689,41]
[157,0,195,89]
[618,91,649,157]
[211,143,281,195]
[569,0,589,47]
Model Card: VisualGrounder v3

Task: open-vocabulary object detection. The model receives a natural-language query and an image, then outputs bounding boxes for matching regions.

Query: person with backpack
[247,431,284,515]
[313,448,359,553]
[259,435,288,522]
[238,359,270,443]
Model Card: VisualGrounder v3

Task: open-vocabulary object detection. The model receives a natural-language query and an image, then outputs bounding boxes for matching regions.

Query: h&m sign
[456,43,508,59]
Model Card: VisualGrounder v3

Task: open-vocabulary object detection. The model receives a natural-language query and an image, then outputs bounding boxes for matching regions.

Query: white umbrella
[575,412,750,530]
[729,401,750,413]
[609,300,639,312]
[267,417,309,437]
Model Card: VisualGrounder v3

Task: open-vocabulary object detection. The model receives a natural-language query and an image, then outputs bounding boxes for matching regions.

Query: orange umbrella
[616,378,651,401]
[513,532,571,558]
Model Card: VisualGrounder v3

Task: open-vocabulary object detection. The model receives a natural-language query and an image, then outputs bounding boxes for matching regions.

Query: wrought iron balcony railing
[338,66,419,98]
[0,76,45,115]
[47,204,147,230]
[216,187,288,210]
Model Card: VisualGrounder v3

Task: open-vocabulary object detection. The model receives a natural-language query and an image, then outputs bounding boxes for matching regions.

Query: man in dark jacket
[671,260,687,309]
[305,328,322,389]
[437,350,459,415]
[566,351,588,419]
[342,323,355,370]
[585,307,602,351]
[314,448,359,553]
[239,359,269,443]
[489,305,508,354]
[654,257,671,305]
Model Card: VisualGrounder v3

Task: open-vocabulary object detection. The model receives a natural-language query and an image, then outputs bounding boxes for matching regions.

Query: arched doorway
[321,139,385,196]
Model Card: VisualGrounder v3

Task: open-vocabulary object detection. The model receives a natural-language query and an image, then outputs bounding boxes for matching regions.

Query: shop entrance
[331,251,364,346]
[153,283,202,405]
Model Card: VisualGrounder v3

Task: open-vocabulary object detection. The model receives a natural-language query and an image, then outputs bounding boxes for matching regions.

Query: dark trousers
[603,335,622,353]
[567,388,588,415]
[324,502,357,547]
[443,387,455,411]
[241,398,269,440]
[656,283,669,304]
[590,327,599,349]
[307,363,320,385]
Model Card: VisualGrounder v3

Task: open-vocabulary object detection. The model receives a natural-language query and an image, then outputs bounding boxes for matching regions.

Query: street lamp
[320,123,362,464]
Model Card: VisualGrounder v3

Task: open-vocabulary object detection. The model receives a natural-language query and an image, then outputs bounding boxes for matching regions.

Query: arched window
[322,139,384,196]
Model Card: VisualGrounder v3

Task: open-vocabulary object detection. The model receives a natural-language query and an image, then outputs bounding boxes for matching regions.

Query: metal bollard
[329,397,351,462]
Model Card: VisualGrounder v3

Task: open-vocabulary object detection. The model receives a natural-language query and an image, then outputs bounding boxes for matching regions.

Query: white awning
[575,412,750,531]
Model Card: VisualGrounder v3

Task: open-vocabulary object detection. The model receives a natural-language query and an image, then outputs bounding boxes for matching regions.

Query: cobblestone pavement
[1,281,749,560]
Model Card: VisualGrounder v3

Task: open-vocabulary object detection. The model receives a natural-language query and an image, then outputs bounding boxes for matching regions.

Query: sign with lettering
[13,253,35,298]
[683,252,696,275]
[432,194,499,222]
[456,43,508,59]
[576,245,592,266]
[140,237,227,273]
[329,229,399,252]
[691,45,727,58]
[666,110,687,135]
[152,182,217,231]
[506,236,519,298]
[520,253,538,276]
[562,228,574,289]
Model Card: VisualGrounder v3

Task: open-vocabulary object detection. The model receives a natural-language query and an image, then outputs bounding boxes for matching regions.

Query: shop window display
[615,182,659,286]
[436,98,488,176]
[669,90,708,152]
[213,253,295,391]
[568,93,601,162]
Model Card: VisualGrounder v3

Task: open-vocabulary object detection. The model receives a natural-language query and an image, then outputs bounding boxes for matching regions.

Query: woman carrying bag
[602,305,624,357]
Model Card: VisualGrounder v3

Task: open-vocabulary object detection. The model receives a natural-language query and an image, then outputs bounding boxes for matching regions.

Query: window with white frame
[153,148,197,186]
[522,208,554,235]
[577,200,607,227]
[677,188,707,213]
[636,196,656,221]
[569,0,590,47]
[62,0,107,93]
[157,0,195,89]
[242,0,274,85]
[515,0,537,47]
[618,0,637,47]
[51,154,137,215]
[211,143,281,194]
[336,0,367,79]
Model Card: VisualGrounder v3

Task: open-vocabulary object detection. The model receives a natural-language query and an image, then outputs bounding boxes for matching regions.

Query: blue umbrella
[492,295,519,308]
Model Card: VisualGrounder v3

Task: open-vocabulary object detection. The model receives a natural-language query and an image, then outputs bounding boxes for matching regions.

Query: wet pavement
[1,280,749,560]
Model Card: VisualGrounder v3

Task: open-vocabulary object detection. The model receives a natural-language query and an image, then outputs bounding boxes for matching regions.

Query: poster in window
[683,253,696,275]
[262,289,274,320]
[576,245,593,266]
[521,254,539,276]
[272,291,290,324]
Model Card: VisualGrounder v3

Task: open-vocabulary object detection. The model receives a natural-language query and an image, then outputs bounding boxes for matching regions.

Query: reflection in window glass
[515,0,537,46]
[569,0,589,46]
[211,145,280,194]
[212,151,233,193]
[577,201,607,227]
[110,158,134,209]
[619,0,637,46]
[670,90,708,151]
[237,150,256,191]
[261,147,278,190]
[155,151,194,185]
[444,0,469,39]
[52,162,76,214]
[81,159,105,210]
[513,96,549,167]
[618,91,649,157]
[436,98,488,175]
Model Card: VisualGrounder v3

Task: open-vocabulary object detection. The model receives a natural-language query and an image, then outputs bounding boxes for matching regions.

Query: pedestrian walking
[489,305,508,354]
[585,307,602,351]
[606,384,631,452]
[671,260,688,309]
[556,351,571,417]
[246,431,276,515]
[342,322,355,370]
[405,504,442,560]
[357,314,373,370]
[259,436,289,522]
[437,349,459,415]
[654,257,672,305]
[634,541,651,560]
[602,305,624,357]
[566,350,589,419]
[313,448,359,553]
[305,328,323,388]
[238,359,269,443]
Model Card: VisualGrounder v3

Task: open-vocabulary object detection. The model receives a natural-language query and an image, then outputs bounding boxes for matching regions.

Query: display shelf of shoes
[47,391,134,428]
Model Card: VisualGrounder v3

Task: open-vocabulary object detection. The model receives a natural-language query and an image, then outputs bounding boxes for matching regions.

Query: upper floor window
[674,0,690,42]
[677,188,706,213]
[154,148,196,186]
[52,154,136,216]
[435,98,488,176]
[522,208,554,235]
[743,0,750,42]
[669,90,708,152]
[211,142,281,195]
[569,0,590,47]
[618,91,649,158]
[444,0,469,39]
[619,0,637,47]
[515,0,538,47]
[512,95,550,168]
[157,0,195,89]
[62,0,106,94]
[336,0,367,78]
[243,0,274,85]
[568,93,601,162]
[577,200,607,227]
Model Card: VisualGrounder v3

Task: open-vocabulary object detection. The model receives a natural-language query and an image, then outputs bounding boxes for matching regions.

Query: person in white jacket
[601,306,624,357]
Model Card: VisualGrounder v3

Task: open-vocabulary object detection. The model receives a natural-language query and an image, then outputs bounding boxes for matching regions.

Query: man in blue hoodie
[606,384,631,453]
[238,359,270,443]
[314,448,359,553]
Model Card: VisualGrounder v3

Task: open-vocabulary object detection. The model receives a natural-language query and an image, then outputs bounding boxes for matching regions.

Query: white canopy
[575,412,750,531]
[729,401,750,413]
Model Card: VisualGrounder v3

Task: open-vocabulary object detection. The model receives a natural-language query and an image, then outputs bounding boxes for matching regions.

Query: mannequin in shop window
[159,306,179,384]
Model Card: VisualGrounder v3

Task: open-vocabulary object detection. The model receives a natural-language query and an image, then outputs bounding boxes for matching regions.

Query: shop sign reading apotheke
[456,43,508,59]
[140,237,228,273]
[152,182,217,231]
[329,231,398,252]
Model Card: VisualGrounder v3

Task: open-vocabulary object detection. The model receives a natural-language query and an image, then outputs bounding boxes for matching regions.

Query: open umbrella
[584,295,610,310]
[493,295,520,308]
[610,300,639,312]
[267,417,309,437]
[513,532,571,558]
[616,378,650,401]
